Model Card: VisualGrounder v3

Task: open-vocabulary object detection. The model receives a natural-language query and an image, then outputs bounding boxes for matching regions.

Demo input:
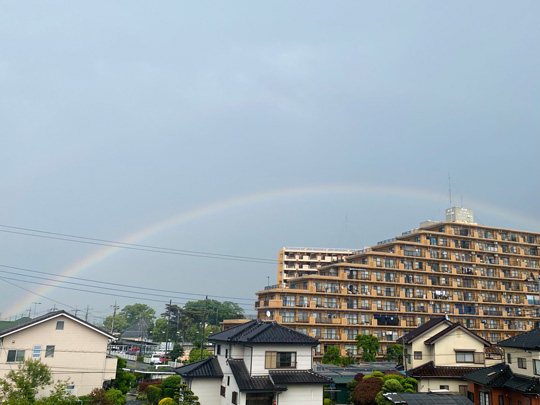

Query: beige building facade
[255,208,540,362]
[0,311,117,397]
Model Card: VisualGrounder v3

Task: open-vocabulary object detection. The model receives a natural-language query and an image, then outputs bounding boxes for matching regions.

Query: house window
[216,345,221,355]
[32,345,42,358]
[265,351,297,369]
[518,358,526,369]
[6,350,25,363]
[45,346,55,358]
[498,395,504,405]
[456,351,474,363]
[232,391,238,404]
[533,359,540,375]
[480,391,490,405]
[507,353,512,363]
[56,321,64,330]
[414,352,422,360]
[440,385,449,390]
[220,386,226,397]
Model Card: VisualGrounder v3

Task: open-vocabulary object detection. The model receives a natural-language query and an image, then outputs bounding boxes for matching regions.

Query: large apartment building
[255,207,540,361]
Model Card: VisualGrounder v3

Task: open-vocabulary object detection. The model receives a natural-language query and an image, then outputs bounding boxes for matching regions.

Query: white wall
[189,379,221,404]
[277,385,324,405]
[251,345,313,375]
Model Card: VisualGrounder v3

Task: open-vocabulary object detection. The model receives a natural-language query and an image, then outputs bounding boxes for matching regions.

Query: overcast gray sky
[1,1,539,323]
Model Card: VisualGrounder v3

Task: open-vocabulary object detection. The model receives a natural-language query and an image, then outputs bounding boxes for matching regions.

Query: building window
[414,351,422,360]
[56,321,64,330]
[265,352,297,369]
[518,358,526,369]
[45,346,55,358]
[507,353,512,364]
[232,391,238,404]
[498,395,504,405]
[216,345,221,355]
[440,385,449,390]
[220,386,226,397]
[480,392,490,405]
[456,351,474,363]
[32,345,42,358]
[6,350,25,363]
[533,359,540,376]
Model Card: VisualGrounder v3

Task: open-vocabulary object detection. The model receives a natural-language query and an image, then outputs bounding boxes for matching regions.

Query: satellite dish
[266,311,271,319]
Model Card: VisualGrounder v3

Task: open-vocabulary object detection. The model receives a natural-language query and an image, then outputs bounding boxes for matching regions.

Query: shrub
[159,398,176,405]
[138,380,162,395]
[105,389,126,405]
[351,375,383,405]
[161,375,182,399]
[381,379,404,393]
[354,372,365,382]
[147,385,163,405]
[382,374,404,383]
[86,388,113,405]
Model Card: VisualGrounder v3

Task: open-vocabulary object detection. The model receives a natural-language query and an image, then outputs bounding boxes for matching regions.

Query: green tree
[103,314,129,334]
[375,379,405,405]
[161,376,182,399]
[385,344,403,364]
[105,389,126,405]
[112,358,136,394]
[176,383,200,405]
[0,358,52,403]
[169,345,184,360]
[35,380,79,405]
[322,346,342,366]
[120,303,155,326]
[355,335,380,362]
[188,348,212,363]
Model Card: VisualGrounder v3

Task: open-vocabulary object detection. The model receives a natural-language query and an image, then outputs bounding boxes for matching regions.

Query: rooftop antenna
[448,174,452,206]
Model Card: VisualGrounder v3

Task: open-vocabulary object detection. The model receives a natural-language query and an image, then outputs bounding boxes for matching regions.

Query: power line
[0,263,255,302]
[0,274,256,310]
[0,225,276,264]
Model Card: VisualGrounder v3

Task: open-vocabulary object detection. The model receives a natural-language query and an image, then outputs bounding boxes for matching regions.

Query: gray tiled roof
[423,324,490,347]
[228,359,287,392]
[396,317,452,345]
[463,363,540,394]
[497,328,540,351]
[209,320,318,345]
[384,393,474,405]
[269,370,333,385]
[0,310,114,339]
[175,357,223,379]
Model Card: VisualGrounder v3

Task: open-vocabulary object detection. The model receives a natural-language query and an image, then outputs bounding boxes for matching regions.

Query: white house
[175,319,332,405]
[0,310,117,397]
[397,316,493,394]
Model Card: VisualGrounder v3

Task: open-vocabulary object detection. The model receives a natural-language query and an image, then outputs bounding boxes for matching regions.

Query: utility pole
[200,296,208,361]
[111,301,120,333]
[85,305,92,322]
[165,300,172,356]
[32,302,41,317]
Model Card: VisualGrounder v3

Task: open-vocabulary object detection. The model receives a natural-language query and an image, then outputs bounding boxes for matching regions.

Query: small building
[463,328,540,405]
[397,316,492,394]
[175,319,332,405]
[0,310,117,397]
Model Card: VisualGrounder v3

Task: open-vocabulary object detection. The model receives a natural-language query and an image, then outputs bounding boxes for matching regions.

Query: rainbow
[5,183,539,317]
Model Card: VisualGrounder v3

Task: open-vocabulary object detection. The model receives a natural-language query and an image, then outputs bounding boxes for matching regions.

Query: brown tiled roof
[407,361,480,379]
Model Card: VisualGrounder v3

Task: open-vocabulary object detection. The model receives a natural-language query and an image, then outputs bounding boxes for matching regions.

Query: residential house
[463,328,540,405]
[175,319,332,405]
[397,316,493,394]
[0,310,117,397]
